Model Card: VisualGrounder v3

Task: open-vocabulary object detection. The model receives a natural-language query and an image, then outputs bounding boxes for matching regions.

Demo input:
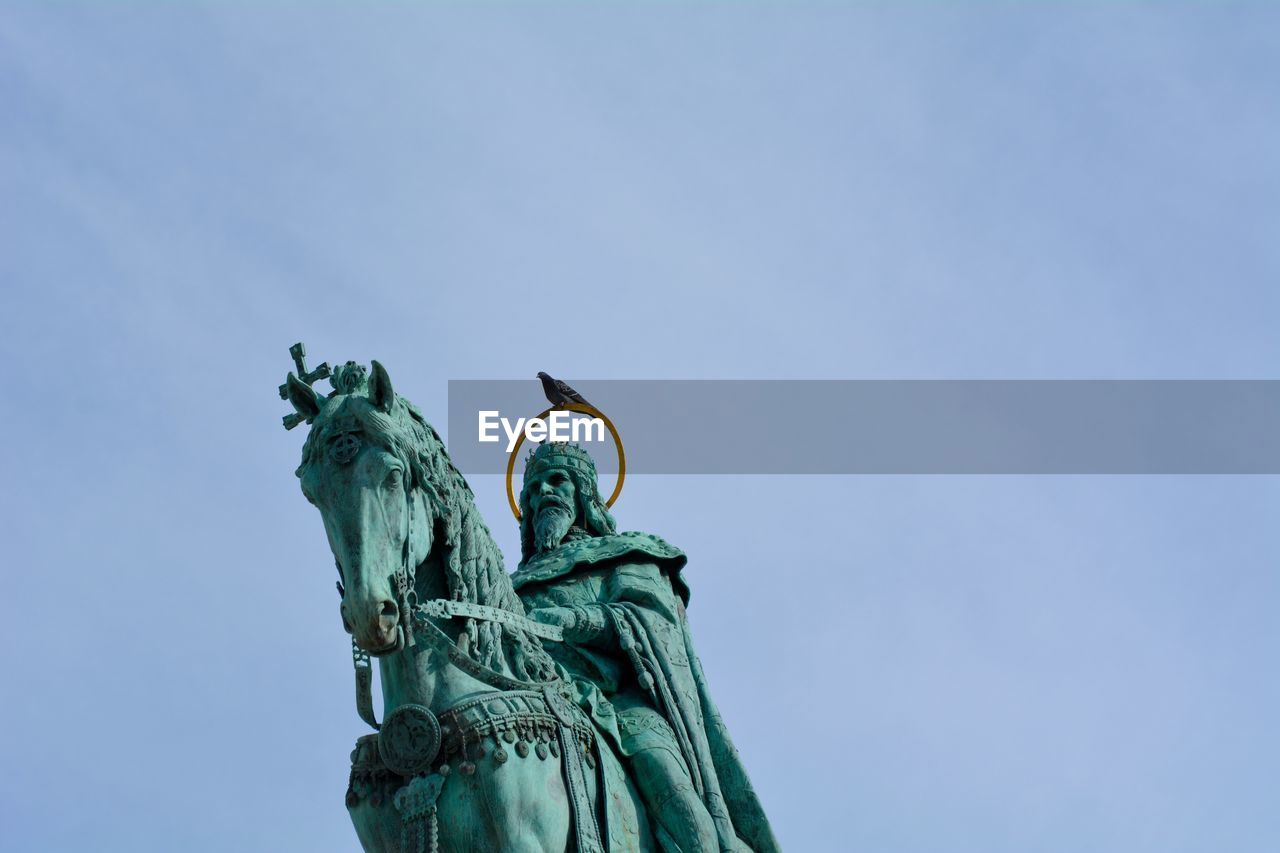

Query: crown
[522,442,598,485]
[329,361,369,395]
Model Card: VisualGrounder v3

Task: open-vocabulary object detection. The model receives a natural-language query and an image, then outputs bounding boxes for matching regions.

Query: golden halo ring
[505,403,626,521]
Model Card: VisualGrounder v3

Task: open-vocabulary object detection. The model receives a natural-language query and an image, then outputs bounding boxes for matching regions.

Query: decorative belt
[361,688,596,780]
[437,689,595,772]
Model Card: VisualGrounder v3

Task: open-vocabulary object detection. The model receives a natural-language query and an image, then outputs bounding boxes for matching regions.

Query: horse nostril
[380,600,398,619]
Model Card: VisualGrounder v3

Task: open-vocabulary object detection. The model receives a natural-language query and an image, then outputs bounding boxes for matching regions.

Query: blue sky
[2,3,1278,851]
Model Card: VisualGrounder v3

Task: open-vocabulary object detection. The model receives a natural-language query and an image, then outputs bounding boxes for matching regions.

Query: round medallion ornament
[377,703,441,777]
[330,433,362,465]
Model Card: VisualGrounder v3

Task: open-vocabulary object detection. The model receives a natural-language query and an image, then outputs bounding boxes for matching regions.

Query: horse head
[290,360,442,655]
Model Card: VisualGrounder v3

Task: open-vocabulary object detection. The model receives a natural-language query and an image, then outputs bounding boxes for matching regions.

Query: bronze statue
[281,347,777,852]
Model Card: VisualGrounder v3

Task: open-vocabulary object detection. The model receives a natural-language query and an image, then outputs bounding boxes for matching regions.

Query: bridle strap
[351,482,419,731]
[396,487,417,649]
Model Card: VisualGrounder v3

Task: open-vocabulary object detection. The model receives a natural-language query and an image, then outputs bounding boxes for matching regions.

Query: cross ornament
[279,342,331,430]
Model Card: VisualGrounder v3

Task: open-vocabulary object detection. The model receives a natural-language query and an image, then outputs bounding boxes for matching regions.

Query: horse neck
[442,490,522,614]
[379,499,529,713]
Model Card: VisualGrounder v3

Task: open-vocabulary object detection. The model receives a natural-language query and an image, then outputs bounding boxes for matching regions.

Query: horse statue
[284,357,651,852]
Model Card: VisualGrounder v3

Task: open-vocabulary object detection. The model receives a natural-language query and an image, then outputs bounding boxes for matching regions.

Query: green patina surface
[281,345,778,852]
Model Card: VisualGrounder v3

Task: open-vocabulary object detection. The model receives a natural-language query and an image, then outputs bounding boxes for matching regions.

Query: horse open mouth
[362,624,405,657]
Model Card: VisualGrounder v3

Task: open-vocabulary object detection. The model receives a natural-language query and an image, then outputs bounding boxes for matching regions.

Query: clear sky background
[2,3,1278,851]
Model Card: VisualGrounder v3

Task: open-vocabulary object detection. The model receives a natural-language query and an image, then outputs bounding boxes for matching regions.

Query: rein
[417,598,564,642]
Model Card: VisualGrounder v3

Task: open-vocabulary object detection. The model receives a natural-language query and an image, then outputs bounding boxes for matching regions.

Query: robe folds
[513,532,780,853]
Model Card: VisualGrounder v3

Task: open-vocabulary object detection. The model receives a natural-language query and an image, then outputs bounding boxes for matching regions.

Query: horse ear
[369,360,395,412]
[286,373,322,422]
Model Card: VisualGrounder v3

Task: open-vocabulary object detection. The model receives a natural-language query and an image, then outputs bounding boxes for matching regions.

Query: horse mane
[298,392,557,683]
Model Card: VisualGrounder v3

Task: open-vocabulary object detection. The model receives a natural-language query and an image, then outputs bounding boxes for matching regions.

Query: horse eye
[386,469,403,488]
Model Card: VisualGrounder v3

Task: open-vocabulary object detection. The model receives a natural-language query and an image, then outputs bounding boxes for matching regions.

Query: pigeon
[537,371,592,409]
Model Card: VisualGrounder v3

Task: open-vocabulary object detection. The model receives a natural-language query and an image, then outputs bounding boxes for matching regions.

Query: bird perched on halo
[537,371,592,409]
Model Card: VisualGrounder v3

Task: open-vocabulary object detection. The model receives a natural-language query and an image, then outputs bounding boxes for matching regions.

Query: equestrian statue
[279,346,779,852]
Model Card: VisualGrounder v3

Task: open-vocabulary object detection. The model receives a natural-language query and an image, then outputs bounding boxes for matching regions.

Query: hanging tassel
[394,774,445,853]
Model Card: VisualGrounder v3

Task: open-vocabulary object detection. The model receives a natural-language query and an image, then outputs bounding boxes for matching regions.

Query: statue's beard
[534,501,575,553]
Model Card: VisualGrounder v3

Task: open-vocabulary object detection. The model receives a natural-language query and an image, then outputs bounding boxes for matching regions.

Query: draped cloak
[512,532,779,853]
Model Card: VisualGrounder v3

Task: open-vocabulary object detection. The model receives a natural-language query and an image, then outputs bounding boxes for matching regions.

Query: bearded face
[526,467,581,554]
[533,497,574,553]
